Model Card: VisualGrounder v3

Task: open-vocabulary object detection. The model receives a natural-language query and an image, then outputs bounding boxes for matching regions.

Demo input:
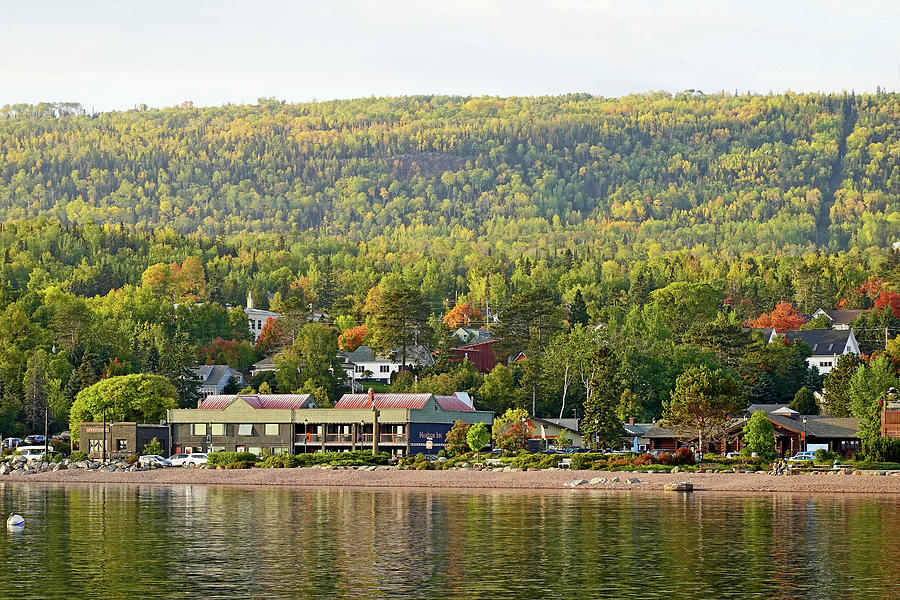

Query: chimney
[197,398,202,409]
[368,387,375,408]
[628,417,635,425]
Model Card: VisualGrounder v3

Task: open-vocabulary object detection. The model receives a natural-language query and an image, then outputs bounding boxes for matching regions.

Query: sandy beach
[4,466,900,494]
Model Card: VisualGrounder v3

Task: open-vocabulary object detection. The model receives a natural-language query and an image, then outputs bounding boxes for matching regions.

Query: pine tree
[569,289,589,326]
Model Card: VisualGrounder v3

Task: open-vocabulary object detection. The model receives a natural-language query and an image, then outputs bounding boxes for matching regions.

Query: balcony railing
[294,433,407,445]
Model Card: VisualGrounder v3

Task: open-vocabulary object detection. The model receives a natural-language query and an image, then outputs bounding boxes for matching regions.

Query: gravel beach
[5,467,900,494]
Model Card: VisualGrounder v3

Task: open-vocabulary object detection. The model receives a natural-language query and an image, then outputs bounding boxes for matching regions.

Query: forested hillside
[1,93,899,439]
[1,92,898,252]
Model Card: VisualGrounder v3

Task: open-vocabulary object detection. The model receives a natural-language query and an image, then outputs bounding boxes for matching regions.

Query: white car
[16,446,61,460]
[168,453,208,467]
[138,454,171,467]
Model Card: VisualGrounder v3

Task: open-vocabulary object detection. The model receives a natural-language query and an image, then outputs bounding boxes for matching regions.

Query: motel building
[167,391,493,457]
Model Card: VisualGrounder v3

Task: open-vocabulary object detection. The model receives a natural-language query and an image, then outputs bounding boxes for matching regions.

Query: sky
[1,0,898,111]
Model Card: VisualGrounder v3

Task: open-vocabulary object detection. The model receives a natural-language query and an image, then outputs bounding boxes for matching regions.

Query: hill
[1,92,898,253]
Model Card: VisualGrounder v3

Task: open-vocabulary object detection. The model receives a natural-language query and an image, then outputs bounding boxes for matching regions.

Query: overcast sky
[1,0,897,111]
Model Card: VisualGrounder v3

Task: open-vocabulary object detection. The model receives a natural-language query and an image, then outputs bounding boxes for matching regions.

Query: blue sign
[409,423,453,450]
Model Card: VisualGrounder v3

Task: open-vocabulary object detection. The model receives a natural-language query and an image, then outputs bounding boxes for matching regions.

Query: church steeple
[246,290,254,310]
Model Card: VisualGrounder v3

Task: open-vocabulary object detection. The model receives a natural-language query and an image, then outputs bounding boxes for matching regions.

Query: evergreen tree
[569,289,589,326]
[789,386,819,415]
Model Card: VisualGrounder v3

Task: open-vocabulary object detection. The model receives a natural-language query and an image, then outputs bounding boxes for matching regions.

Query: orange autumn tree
[874,291,900,318]
[338,324,369,352]
[443,302,484,330]
[746,301,809,332]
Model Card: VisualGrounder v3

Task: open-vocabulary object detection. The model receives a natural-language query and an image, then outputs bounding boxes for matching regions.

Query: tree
[741,410,776,460]
[275,323,343,397]
[492,407,533,451]
[789,387,819,415]
[70,374,178,439]
[159,332,201,409]
[644,282,721,342]
[445,420,471,455]
[365,275,431,369]
[746,302,809,332]
[22,350,49,431]
[477,364,518,413]
[223,376,242,395]
[443,302,484,330]
[568,289,589,326]
[142,437,163,455]
[338,324,369,352]
[848,355,900,455]
[821,353,861,416]
[466,422,491,454]
[663,366,746,457]
[580,346,624,449]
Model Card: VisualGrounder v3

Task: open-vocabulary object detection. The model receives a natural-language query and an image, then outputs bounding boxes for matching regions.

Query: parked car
[168,453,208,467]
[138,455,172,467]
[2,438,23,449]
[16,446,60,460]
[787,451,817,462]
[725,452,741,459]
[52,432,70,442]
[23,435,46,445]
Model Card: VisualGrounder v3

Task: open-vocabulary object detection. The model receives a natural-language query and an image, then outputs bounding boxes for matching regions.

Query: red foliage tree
[443,302,484,330]
[746,301,809,333]
[257,317,288,352]
[874,291,900,318]
[338,324,369,352]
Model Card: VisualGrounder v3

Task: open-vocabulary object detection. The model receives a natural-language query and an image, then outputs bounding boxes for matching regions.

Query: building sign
[84,426,111,434]
[409,423,452,449]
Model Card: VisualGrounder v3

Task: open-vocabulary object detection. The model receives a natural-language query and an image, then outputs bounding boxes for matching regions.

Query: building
[250,354,277,378]
[168,394,316,455]
[166,391,493,457]
[774,329,861,374]
[339,345,435,384]
[526,417,582,449]
[192,365,245,397]
[881,388,900,437]
[245,291,279,342]
[623,405,860,457]
[810,308,864,330]
[79,422,170,460]
[451,327,494,346]
[450,339,498,373]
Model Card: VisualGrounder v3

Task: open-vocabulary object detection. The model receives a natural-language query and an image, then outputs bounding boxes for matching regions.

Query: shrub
[208,451,259,466]
[124,454,139,465]
[415,461,434,470]
[142,437,163,456]
[69,450,89,462]
[259,453,301,468]
[867,437,900,462]
[656,452,674,465]
[42,453,64,463]
[814,449,838,462]
[673,448,695,465]
[569,452,607,470]
[632,453,654,466]
[50,440,70,456]
[225,460,256,469]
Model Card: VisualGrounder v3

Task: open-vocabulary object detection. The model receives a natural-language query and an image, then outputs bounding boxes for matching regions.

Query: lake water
[1,483,898,599]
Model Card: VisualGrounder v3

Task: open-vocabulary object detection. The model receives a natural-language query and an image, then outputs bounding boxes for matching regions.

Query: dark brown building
[79,422,170,460]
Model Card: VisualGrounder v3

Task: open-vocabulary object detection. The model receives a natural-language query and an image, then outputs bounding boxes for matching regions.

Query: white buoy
[6,514,24,528]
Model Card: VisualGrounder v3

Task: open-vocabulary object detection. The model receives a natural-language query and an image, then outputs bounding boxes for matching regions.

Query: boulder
[664,482,694,492]
[566,479,588,487]
[0,464,9,475]
[588,477,604,485]
[671,466,680,474]
[611,476,620,483]
[625,477,640,484]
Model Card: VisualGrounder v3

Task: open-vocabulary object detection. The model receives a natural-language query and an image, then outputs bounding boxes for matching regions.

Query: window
[271,447,288,455]
[211,423,226,436]
[192,424,207,436]
[355,365,364,373]
[116,439,128,451]
[265,424,279,436]
[238,424,253,436]
[236,445,245,453]
[211,446,226,452]
[248,447,262,455]
[380,365,390,373]
[820,361,833,368]
[89,439,105,453]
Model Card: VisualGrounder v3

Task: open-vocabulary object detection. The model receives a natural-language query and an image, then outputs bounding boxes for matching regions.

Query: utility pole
[102,407,107,463]
[369,388,379,456]
[43,407,48,457]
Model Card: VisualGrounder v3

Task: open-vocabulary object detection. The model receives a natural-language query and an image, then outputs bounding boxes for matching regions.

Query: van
[787,451,817,462]
[16,446,60,460]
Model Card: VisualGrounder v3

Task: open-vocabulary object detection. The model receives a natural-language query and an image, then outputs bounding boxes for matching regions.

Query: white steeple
[246,290,254,310]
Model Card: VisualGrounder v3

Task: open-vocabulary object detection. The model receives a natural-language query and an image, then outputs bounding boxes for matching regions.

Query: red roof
[435,395,475,412]
[198,394,312,410]
[334,393,433,410]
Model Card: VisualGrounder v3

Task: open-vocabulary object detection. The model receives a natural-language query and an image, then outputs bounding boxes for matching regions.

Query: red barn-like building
[450,340,498,373]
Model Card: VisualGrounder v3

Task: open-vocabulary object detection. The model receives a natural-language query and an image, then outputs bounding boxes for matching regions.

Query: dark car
[23,435,46,445]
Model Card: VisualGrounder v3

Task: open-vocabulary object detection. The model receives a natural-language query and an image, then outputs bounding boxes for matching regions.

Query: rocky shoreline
[4,459,900,494]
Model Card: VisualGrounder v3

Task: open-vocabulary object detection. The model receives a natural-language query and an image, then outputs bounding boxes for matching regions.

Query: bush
[632,453,653,466]
[259,453,301,468]
[570,452,607,470]
[656,452,674,465]
[69,450,88,462]
[224,460,256,469]
[142,437,163,456]
[208,451,259,466]
[42,453,64,463]
[867,437,900,462]
[673,448,695,465]
[50,440,70,456]
[814,449,838,462]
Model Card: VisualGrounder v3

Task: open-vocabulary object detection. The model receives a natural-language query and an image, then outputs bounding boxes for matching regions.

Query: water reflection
[0,483,898,599]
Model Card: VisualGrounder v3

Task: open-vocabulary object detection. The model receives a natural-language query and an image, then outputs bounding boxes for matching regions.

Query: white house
[810,308,864,331]
[773,329,861,375]
[245,291,279,342]
[338,345,435,384]
[192,365,245,397]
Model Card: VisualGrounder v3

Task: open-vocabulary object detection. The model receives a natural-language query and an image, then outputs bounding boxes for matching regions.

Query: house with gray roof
[192,365,245,398]
[811,308,864,330]
[773,329,860,375]
[339,345,435,384]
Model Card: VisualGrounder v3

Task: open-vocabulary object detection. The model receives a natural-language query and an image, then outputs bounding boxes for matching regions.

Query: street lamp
[802,417,808,452]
